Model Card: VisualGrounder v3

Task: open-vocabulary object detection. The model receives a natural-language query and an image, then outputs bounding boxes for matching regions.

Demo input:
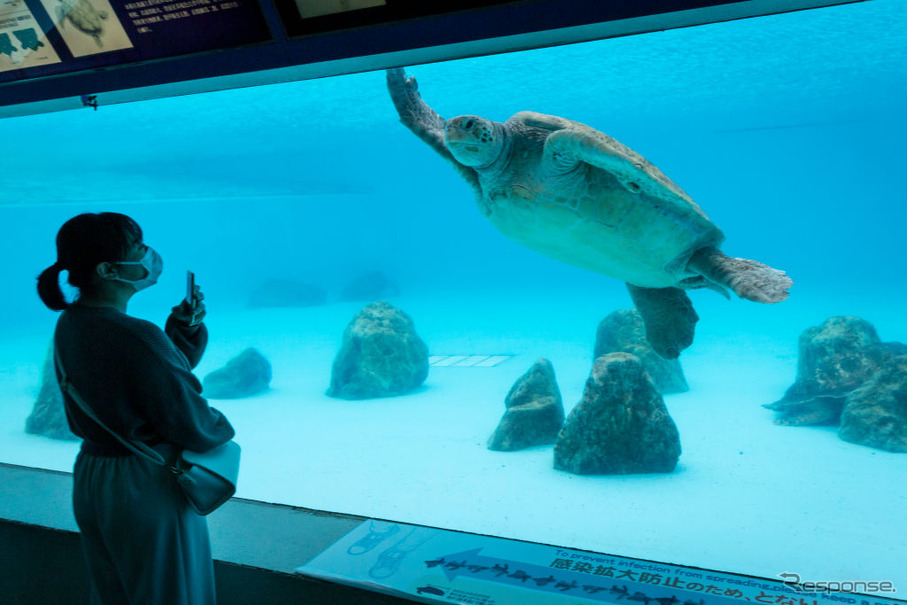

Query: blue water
[2,0,906,329]
[1,0,906,586]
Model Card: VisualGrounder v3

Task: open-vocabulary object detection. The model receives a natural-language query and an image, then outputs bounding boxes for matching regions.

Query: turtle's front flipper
[386,68,445,146]
[542,128,692,204]
[626,284,699,359]
[688,247,793,304]
[386,68,479,191]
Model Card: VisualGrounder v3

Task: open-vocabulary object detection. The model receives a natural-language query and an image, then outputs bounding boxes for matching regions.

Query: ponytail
[37,212,143,313]
[37,263,70,311]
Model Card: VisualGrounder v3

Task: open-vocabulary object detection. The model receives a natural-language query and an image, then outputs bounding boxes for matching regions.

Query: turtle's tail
[677,276,731,300]
[690,248,793,304]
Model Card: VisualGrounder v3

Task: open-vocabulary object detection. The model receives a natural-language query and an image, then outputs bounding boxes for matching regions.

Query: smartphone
[185,270,195,306]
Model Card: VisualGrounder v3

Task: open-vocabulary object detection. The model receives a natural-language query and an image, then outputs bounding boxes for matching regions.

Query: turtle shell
[476,113,725,288]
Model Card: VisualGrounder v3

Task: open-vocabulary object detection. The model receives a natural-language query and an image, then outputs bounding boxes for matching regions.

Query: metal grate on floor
[428,355,512,367]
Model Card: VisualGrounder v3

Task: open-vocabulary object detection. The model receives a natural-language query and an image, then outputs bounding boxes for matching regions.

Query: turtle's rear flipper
[689,247,793,304]
[626,284,698,359]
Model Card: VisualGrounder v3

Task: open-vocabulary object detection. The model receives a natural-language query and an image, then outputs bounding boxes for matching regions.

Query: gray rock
[339,271,399,302]
[202,348,272,399]
[248,279,327,308]
[487,358,565,451]
[765,316,885,425]
[554,353,681,475]
[327,302,428,399]
[839,355,907,452]
[25,340,78,441]
[594,309,688,394]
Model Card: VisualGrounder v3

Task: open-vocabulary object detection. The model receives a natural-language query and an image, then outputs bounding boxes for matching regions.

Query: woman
[37,212,234,605]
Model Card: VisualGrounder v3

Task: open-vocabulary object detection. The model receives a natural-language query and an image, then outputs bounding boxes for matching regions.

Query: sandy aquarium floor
[2,284,906,589]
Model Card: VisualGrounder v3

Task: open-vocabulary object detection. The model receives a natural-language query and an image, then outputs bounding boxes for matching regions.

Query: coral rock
[554,353,681,475]
[202,348,272,399]
[488,358,565,451]
[327,302,428,399]
[839,355,907,452]
[765,316,892,425]
[594,309,688,394]
[25,340,78,440]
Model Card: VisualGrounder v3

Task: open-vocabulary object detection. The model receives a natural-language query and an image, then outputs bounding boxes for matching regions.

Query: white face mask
[114,247,163,292]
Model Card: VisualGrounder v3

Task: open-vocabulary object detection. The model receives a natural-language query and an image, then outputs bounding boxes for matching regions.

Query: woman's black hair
[37,213,143,311]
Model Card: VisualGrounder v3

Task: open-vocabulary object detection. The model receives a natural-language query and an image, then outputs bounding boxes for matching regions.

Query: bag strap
[53,339,169,468]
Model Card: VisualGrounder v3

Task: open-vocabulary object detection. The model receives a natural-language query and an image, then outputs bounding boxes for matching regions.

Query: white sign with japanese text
[296,520,901,605]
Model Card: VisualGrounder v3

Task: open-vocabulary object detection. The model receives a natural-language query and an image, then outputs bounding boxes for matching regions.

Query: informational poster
[39,0,133,57]
[0,0,61,72]
[297,521,902,605]
[294,0,385,20]
[0,0,271,83]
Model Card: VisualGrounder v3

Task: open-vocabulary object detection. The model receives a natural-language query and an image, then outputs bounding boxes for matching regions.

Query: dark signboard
[0,0,864,117]
[275,0,514,39]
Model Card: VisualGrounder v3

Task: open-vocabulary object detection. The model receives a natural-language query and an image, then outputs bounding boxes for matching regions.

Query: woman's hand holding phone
[171,271,206,327]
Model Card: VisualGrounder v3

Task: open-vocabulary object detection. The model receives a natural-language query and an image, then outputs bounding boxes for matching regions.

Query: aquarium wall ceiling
[0,0,865,118]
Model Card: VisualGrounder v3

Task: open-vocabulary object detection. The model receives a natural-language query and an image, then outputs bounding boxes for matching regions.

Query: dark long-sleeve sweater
[54,304,234,455]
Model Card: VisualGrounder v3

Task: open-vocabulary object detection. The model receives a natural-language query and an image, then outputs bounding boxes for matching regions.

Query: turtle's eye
[463,118,475,130]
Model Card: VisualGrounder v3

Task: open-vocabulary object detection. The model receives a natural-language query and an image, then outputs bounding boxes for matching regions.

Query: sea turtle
[386,68,793,358]
[56,0,108,48]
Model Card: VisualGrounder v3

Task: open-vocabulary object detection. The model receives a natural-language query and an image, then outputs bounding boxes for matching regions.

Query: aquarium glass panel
[1,0,905,591]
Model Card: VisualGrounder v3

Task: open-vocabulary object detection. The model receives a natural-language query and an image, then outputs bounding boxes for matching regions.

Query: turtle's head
[444,115,504,169]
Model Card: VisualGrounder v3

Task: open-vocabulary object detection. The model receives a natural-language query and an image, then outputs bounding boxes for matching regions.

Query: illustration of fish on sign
[416,585,446,596]
[56,0,108,47]
[582,584,609,594]
[508,569,532,582]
